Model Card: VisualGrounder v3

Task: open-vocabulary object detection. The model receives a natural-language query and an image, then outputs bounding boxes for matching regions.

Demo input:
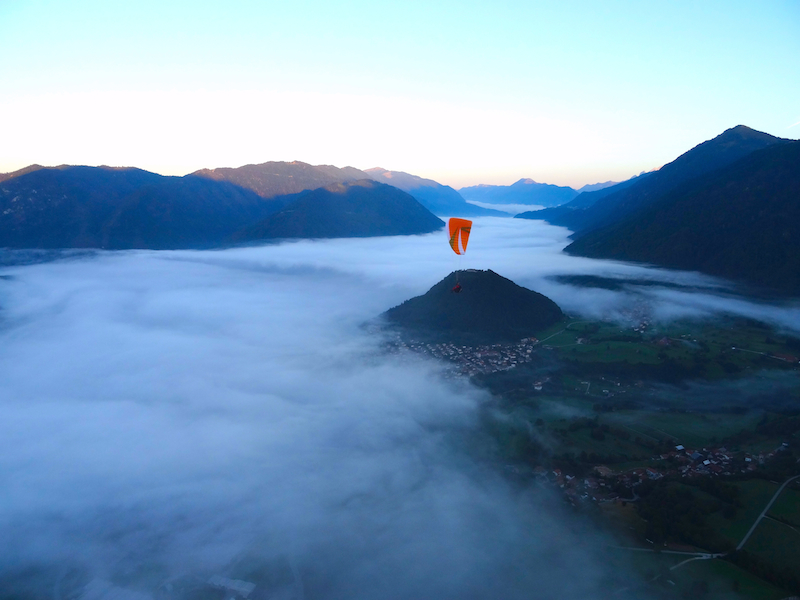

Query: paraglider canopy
[447,218,472,255]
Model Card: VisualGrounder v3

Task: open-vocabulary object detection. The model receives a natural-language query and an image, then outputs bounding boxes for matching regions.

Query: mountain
[364,168,504,217]
[234,179,445,240]
[193,161,372,199]
[0,166,282,249]
[565,140,800,294]
[459,179,578,208]
[516,173,651,224]
[0,164,46,183]
[383,269,563,345]
[576,181,619,194]
[519,126,788,233]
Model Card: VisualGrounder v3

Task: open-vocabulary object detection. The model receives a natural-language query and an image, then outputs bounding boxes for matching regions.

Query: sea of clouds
[1,217,798,599]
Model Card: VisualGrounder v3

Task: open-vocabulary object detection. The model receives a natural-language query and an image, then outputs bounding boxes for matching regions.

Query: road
[608,545,714,557]
[737,474,800,550]
[669,554,725,571]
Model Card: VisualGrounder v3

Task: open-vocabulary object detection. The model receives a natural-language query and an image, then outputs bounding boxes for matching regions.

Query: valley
[392,312,800,598]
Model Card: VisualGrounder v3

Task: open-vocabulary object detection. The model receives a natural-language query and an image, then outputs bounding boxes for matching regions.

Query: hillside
[519,126,788,233]
[460,179,578,208]
[194,161,371,199]
[565,141,800,294]
[0,166,283,249]
[234,179,445,240]
[0,164,47,183]
[383,269,563,345]
[365,168,504,217]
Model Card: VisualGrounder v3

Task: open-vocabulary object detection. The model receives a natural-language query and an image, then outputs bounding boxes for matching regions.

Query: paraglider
[447,218,472,255]
[447,218,472,292]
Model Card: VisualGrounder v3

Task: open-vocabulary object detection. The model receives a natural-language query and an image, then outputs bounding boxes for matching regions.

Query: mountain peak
[383,269,563,344]
[715,124,785,144]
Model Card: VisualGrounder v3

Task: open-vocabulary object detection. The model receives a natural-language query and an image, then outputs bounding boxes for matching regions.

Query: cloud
[0,238,631,599]
[1,217,797,597]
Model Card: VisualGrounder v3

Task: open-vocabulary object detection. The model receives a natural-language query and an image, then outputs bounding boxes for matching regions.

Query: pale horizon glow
[1,0,798,189]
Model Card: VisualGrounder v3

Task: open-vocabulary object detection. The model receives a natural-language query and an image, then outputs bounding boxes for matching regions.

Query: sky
[1,0,798,188]
[2,218,800,597]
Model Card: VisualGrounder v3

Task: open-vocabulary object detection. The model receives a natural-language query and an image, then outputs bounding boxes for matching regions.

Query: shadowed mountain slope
[460,179,578,208]
[383,269,564,345]
[365,168,504,217]
[518,126,788,233]
[194,161,371,199]
[0,167,446,249]
[234,179,445,240]
[565,141,800,295]
[0,166,288,249]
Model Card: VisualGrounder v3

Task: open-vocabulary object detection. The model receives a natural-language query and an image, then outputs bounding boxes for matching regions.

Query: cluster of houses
[534,466,620,503]
[388,337,540,375]
[533,443,791,506]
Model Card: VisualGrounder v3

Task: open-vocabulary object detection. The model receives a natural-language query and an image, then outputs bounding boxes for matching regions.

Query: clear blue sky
[1,0,798,188]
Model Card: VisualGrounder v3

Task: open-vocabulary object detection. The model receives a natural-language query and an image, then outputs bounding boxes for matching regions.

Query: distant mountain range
[233,179,444,240]
[194,161,492,217]
[520,172,651,222]
[460,178,579,208]
[565,139,800,294]
[193,161,369,199]
[364,168,504,217]
[575,181,619,194]
[383,269,563,345]
[0,166,443,249]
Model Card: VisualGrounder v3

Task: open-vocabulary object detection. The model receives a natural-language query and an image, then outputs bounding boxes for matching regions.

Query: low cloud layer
[1,217,797,598]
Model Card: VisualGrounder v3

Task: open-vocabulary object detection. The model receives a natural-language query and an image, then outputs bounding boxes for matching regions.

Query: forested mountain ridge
[517,125,788,233]
[0,166,279,249]
[565,140,800,294]
[0,164,47,183]
[0,168,444,249]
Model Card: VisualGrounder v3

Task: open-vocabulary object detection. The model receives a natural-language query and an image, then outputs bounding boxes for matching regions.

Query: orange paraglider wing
[447,218,472,255]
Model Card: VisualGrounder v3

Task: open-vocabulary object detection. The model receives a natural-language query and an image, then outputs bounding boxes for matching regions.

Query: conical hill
[383,269,563,345]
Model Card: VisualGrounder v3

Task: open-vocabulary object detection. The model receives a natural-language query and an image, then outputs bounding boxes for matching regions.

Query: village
[387,337,541,376]
[540,442,792,507]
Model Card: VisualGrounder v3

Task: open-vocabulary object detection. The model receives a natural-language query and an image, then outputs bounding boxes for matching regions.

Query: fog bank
[2,217,797,598]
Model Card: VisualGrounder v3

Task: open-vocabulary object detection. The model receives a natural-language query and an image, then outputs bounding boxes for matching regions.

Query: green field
[559,341,661,364]
[743,517,800,572]
[602,549,791,600]
[480,315,800,597]
[605,411,761,449]
[707,480,780,545]
[671,558,789,600]
[546,318,800,382]
[768,486,800,525]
